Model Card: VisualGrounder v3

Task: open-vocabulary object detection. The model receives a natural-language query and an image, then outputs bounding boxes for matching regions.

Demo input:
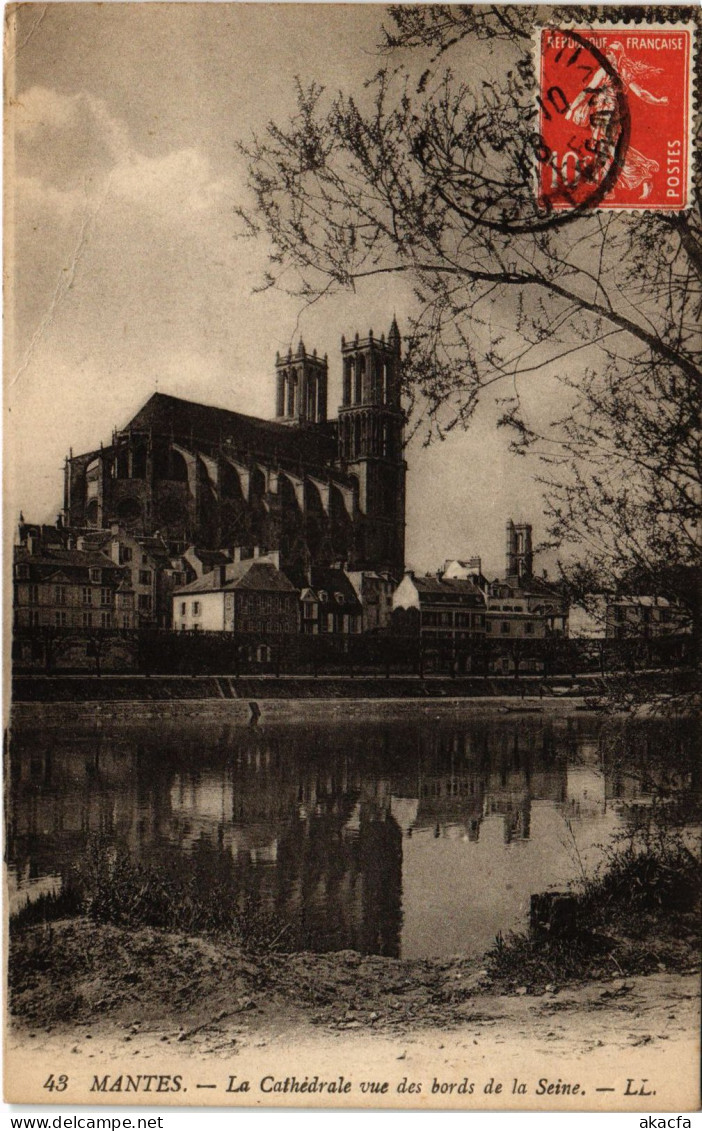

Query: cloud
[110,147,229,217]
[13,86,128,190]
[9,84,237,378]
[13,85,229,216]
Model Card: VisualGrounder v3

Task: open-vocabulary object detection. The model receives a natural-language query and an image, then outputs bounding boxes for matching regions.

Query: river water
[6,712,693,959]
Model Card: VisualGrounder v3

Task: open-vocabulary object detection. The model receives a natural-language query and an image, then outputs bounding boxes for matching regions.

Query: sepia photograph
[4,2,700,1113]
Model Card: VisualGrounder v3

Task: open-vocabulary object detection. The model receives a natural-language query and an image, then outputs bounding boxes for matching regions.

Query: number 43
[43,1074,68,1092]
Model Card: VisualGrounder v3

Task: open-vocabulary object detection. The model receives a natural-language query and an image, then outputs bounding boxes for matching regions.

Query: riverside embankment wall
[10,671,692,727]
[10,696,591,727]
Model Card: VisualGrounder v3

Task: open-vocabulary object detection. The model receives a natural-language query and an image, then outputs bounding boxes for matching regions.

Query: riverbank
[8,805,700,1108]
[7,918,700,1108]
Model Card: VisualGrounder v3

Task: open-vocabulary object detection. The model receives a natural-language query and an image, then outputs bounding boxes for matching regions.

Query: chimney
[66,535,75,551]
[76,536,86,551]
[232,547,241,563]
[253,546,260,559]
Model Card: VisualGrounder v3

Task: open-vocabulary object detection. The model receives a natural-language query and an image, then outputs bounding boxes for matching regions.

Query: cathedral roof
[123,392,339,468]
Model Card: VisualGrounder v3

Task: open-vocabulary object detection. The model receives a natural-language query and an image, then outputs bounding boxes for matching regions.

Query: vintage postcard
[4,2,700,1113]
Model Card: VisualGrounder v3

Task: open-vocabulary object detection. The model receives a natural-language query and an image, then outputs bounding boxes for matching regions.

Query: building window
[16,564,29,580]
[29,584,39,604]
[335,592,345,604]
[55,585,67,605]
[139,570,152,586]
[327,613,335,632]
[142,554,149,566]
[101,612,112,628]
[474,614,484,627]
[100,587,112,606]
[30,611,40,627]
[192,623,201,632]
[192,601,201,616]
[138,594,152,611]
[55,611,68,627]
[486,621,492,633]
[123,616,131,629]
[90,568,102,583]
[82,587,92,605]
[180,602,186,616]
[82,611,93,628]
[119,546,133,564]
[318,590,328,604]
[525,622,534,635]
[501,621,510,634]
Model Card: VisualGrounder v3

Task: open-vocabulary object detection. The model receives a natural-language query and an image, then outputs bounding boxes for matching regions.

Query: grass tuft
[10,836,291,954]
[486,840,701,991]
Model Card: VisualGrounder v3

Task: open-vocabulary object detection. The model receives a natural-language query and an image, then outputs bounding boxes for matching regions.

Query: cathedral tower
[505,520,533,582]
[275,341,328,425]
[337,319,405,574]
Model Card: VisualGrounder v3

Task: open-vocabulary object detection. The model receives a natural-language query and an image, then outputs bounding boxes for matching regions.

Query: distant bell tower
[337,319,405,575]
[505,519,533,582]
[275,341,328,425]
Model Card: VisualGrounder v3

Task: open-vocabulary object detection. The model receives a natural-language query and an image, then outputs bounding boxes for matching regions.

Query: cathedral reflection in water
[7,716,689,959]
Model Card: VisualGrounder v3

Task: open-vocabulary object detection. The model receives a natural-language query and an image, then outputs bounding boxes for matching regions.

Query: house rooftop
[305,567,362,608]
[175,560,297,595]
[412,576,485,598]
[611,596,673,607]
[15,546,119,571]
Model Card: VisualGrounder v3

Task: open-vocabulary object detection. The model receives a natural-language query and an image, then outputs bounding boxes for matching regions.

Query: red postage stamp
[536,25,694,211]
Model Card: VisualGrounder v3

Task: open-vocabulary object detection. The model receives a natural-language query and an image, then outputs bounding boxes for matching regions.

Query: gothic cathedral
[63,321,406,582]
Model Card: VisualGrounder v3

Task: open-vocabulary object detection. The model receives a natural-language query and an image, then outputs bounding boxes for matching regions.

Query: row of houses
[13,521,394,638]
[13,521,187,632]
[13,518,689,652]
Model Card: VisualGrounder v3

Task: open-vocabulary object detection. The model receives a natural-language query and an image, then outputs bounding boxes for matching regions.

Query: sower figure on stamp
[566,42,669,200]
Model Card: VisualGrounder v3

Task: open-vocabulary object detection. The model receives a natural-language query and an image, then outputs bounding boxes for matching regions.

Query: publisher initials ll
[625,1079,654,1096]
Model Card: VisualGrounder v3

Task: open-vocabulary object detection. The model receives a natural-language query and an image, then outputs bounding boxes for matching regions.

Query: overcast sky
[6,3,564,577]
